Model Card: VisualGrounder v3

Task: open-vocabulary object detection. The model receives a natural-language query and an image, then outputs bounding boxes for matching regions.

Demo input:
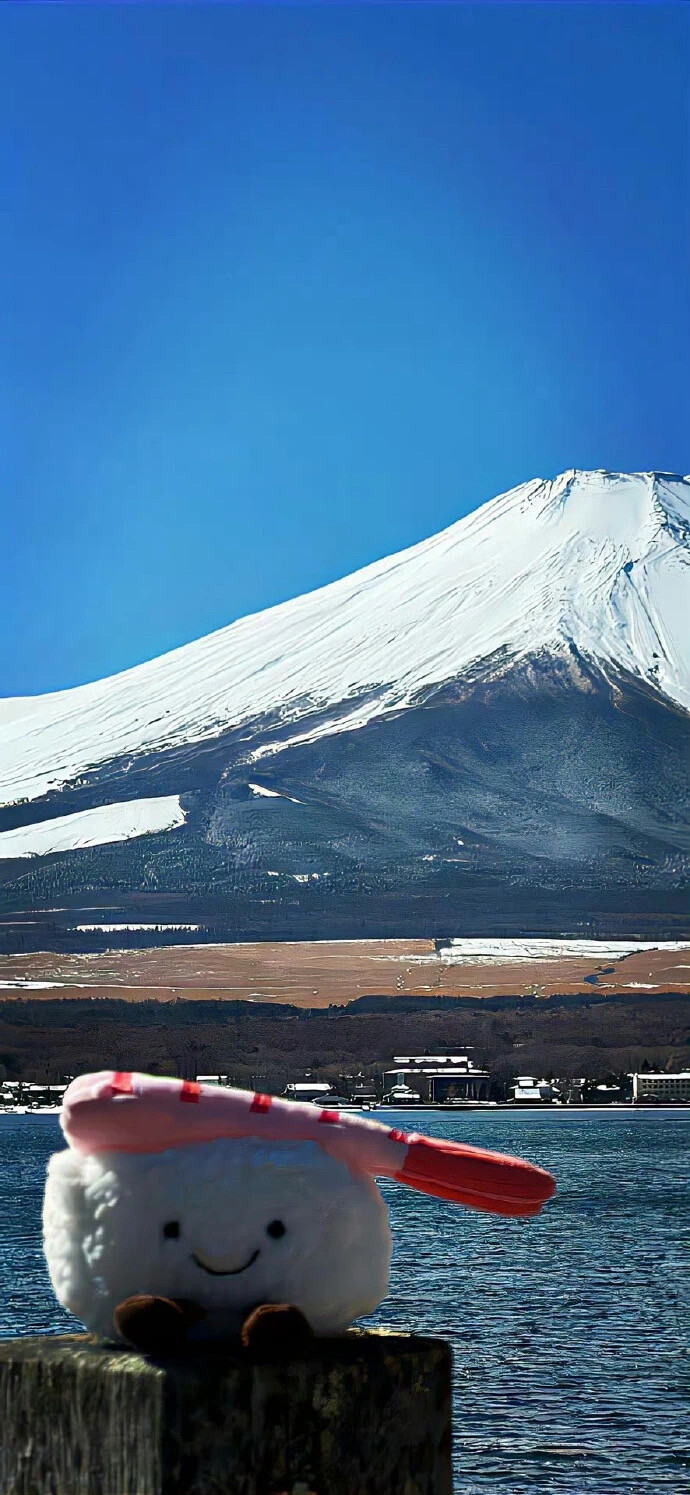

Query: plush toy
[43,1072,555,1356]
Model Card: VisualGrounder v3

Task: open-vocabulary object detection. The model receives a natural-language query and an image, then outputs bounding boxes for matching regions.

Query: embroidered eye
[266,1219,286,1240]
[163,1220,181,1239]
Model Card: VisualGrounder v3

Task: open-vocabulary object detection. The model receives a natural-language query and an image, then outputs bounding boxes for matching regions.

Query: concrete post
[0,1329,452,1495]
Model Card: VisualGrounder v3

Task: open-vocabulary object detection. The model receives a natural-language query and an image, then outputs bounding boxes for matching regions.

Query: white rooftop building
[510,1076,561,1104]
[385,1051,491,1103]
[631,1072,690,1104]
[283,1080,334,1102]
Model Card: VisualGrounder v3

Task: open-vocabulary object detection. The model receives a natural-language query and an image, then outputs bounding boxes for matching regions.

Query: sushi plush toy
[43,1071,555,1356]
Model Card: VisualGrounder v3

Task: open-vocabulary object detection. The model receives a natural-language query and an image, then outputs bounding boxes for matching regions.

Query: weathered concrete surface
[0,1329,452,1494]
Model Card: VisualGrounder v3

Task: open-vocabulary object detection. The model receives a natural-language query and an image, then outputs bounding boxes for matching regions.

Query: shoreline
[2,1103,689,1119]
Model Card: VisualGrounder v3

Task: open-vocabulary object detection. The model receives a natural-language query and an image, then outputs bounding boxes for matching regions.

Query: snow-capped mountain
[1,470,688,948]
[1,469,688,808]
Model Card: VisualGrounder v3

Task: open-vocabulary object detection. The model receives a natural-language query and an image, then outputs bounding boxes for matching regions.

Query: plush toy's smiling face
[43,1137,392,1341]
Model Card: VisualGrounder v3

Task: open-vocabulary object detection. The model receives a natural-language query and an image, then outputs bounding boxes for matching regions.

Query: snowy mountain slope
[0,470,688,810]
[1,661,688,947]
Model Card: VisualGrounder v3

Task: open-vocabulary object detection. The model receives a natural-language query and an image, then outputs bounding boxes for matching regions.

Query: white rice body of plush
[43,1137,392,1341]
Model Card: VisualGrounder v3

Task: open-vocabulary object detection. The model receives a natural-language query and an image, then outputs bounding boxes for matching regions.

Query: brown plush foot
[241,1303,315,1359]
[113,1295,204,1357]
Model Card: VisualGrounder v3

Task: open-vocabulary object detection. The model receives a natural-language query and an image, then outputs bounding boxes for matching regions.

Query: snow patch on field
[0,980,64,989]
[434,938,690,964]
[0,796,186,859]
[74,922,200,933]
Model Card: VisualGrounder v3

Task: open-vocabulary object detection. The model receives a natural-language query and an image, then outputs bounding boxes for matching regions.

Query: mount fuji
[1,470,688,949]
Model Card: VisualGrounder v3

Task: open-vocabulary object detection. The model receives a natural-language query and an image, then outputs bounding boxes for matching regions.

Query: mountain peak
[500,467,688,523]
[1,470,688,809]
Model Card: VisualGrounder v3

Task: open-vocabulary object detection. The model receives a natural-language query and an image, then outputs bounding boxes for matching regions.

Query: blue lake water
[1,1109,688,1494]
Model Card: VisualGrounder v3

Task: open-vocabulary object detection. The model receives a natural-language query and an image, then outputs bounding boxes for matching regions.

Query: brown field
[0,939,688,1006]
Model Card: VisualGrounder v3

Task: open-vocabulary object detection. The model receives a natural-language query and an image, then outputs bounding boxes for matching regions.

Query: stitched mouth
[191,1247,261,1277]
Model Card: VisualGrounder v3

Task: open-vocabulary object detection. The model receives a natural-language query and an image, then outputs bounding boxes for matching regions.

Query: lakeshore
[1,987,688,1111]
[2,1096,688,1116]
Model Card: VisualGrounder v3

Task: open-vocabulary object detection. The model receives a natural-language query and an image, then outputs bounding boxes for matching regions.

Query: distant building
[631,1072,690,1104]
[382,1081,424,1105]
[384,1051,491,1103]
[0,1081,67,1110]
[351,1078,377,1104]
[510,1076,560,1104]
[283,1080,334,1102]
[591,1082,625,1103]
[337,1072,377,1103]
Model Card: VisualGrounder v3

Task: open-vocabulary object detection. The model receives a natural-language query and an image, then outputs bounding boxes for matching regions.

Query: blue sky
[3,2,688,695]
